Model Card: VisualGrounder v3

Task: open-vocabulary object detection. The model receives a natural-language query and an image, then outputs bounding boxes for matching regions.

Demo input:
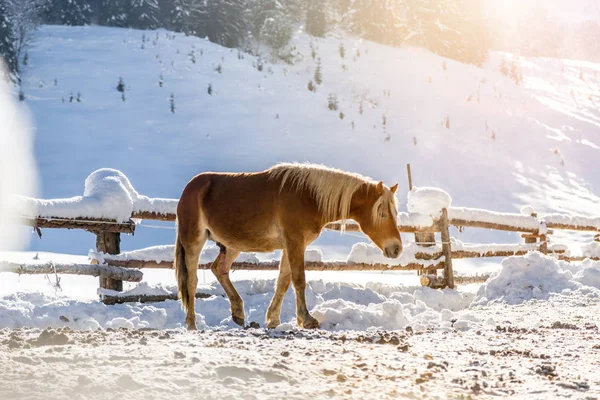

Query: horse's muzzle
[384,244,402,259]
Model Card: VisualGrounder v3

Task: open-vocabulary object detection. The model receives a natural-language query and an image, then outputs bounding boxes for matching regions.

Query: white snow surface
[450,238,568,253]
[397,212,435,228]
[0,251,599,335]
[20,168,177,222]
[1,276,476,332]
[448,206,542,231]
[90,245,327,264]
[347,242,442,267]
[407,186,452,218]
[520,205,536,215]
[473,252,600,305]
[543,213,600,229]
[582,241,600,258]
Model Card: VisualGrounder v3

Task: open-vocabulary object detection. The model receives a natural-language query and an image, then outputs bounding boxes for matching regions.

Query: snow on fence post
[522,211,544,254]
[440,208,455,289]
[96,231,123,291]
[406,164,439,281]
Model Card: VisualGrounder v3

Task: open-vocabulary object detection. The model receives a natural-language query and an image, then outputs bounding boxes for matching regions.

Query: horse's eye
[380,212,388,218]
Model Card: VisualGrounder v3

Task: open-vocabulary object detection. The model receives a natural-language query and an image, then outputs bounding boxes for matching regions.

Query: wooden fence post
[440,208,455,289]
[96,231,122,291]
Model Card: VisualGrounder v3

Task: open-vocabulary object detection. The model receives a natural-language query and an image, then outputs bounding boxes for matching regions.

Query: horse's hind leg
[266,251,291,329]
[176,228,207,331]
[210,249,245,326]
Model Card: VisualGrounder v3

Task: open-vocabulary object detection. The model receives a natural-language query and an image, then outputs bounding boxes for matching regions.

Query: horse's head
[351,182,403,259]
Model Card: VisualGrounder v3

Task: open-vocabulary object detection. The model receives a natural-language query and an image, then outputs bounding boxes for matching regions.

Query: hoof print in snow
[174,351,186,359]
[397,344,409,352]
[244,321,260,330]
[32,329,69,346]
[550,321,579,330]
[534,363,558,378]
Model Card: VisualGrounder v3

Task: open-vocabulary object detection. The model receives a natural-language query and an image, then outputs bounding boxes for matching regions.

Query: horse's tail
[174,222,192,314]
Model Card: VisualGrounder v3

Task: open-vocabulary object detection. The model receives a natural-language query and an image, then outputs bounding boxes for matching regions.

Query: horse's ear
[376,181,384,195]
[390,183,398,193]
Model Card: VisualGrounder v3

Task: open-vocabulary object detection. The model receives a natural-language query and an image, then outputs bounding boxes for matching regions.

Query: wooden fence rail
[9,163,600,299]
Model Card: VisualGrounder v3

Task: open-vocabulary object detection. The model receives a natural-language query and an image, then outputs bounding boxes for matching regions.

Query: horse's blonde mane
[268,163,397,229]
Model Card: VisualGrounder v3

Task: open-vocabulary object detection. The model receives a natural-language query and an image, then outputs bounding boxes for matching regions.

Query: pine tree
[130,0,159,29]
[42,0,92,26]
[99,0,131,27]
[0,0,18,76]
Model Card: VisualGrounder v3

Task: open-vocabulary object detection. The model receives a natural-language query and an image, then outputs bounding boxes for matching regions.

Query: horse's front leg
[266,250,291,328]
[285,239,320,329]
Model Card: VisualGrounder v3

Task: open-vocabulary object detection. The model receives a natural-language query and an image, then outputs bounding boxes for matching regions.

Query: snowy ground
[1,252,600,398]
[1,297,598,399]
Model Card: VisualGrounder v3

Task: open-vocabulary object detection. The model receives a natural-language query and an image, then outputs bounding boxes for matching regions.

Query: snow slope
[14,25,600,257]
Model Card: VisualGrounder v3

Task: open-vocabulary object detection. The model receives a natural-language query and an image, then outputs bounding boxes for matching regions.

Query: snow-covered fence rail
[0,261,143,282]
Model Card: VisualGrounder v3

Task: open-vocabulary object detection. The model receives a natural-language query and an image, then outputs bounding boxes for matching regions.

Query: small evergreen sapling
[170,93,175,113]
[117,77,125,93]
[208,83,213,95]
[314,59,322,85]
[327,94,338,111]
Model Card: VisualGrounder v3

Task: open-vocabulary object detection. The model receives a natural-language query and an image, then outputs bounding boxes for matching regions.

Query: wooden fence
[8,164,600,303]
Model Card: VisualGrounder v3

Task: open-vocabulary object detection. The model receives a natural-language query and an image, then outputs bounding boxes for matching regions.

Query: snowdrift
[1,251,599,332]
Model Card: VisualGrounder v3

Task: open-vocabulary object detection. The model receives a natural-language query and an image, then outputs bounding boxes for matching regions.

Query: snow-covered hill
[18,25,600,255]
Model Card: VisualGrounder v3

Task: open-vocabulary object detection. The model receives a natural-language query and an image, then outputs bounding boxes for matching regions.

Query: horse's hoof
[232,315,245,327]
[266,319,280,329]
[186,324,197,331]
[300,316,320,329]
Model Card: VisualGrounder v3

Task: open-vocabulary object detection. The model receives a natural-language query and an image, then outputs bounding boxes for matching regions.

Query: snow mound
[312,299,410,331]
[573,259,600,289]
[520,206,535,215]
[20,168,178,222]
[305,248,323,262]
[1,278,481,332]
[582,242,600,259]
[407,187,452,218]
[473,252,600,305]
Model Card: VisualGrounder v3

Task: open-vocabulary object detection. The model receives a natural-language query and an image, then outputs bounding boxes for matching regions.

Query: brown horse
[175,163,402,330]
